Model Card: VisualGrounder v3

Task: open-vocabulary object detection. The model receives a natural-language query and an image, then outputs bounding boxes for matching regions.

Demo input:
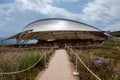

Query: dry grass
[68,44,120,80]
[0,46,53,80]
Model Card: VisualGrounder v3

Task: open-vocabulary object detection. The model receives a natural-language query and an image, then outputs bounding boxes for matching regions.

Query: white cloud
[0,0,120,31]
[105,23,120,31]
[0,2,18,16]
[81,0,120,31]
[58,0,80,2]
[1,0,120,23]
[0,9,3,16]
[6,17,14,21]
[16,0,81,19]
[82,0,120,22]
[0,0,81,22]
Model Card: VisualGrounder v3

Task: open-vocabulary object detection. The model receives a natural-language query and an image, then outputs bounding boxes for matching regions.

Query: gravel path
[37,49,79,80]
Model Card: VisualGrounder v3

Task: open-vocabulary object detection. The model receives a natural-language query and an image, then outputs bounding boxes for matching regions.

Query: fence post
[52,47,54,54]
[73,53,79,76]
[44,51,48,68]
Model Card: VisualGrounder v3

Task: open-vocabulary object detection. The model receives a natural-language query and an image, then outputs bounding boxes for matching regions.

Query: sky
[0,0,120,38]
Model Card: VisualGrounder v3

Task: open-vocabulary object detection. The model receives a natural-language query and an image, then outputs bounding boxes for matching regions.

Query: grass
[0,47,54,80]
[19,54,40,69]
[67,41,120,80]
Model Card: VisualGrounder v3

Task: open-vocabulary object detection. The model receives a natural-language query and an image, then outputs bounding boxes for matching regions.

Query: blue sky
[0,0,120,38]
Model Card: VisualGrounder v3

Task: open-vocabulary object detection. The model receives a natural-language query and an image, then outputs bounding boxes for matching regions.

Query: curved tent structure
[23,19,101,32]
[8,18,106,42]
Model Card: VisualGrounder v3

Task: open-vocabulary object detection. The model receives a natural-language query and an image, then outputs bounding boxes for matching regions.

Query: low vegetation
[0,46,53,80]
[67,40,120,80]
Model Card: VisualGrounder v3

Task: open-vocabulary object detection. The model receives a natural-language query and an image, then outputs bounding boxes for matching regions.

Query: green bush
[19,54,40,69]
[22,76,35,80]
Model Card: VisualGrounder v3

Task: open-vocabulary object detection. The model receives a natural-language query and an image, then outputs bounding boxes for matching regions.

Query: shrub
[19,54,40,69]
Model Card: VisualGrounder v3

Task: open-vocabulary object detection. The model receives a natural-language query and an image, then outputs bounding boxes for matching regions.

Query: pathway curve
[37,49,79,80]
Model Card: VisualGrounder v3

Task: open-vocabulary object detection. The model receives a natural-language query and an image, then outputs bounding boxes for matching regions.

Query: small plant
[19,54,40,69]
[22,76,35,80]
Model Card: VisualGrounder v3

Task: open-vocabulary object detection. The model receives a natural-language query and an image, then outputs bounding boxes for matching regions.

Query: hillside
[111,31,120,37]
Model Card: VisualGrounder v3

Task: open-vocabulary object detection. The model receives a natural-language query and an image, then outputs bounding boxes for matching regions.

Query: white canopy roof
[23,18,101,32]
[8,18,106,41]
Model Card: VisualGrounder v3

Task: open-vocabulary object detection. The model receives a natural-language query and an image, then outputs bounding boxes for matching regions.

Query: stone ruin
[91,56,110,71]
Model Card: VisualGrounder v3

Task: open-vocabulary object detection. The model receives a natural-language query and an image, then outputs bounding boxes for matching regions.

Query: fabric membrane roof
[8,18,106,41]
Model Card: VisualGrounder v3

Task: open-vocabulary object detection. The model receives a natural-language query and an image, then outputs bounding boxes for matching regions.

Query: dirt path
[36,49,79,80]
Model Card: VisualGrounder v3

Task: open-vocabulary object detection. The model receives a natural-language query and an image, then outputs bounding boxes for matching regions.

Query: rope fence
[70,48,101,80]
[0,48,54,75]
